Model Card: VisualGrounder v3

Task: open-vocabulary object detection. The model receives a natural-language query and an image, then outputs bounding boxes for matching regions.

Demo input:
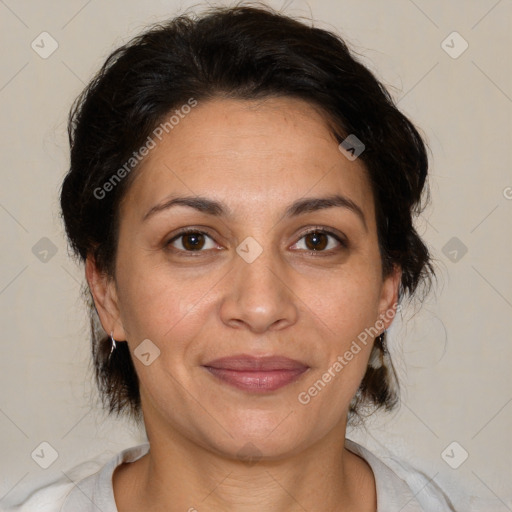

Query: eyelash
[166,227,348,256]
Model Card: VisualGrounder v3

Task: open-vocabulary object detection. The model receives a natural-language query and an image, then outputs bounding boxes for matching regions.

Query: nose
[219,248,299,334]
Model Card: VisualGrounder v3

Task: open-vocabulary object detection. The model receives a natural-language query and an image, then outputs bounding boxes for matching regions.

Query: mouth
[202,355,310,393]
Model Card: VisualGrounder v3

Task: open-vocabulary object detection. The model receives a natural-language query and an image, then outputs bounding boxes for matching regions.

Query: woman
[6,4,456,511]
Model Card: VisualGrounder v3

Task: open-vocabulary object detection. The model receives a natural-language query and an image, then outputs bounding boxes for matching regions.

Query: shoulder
[1,477,74,512]
[0,458,100,512]
[345,439,457,512]
[0,444,150,512]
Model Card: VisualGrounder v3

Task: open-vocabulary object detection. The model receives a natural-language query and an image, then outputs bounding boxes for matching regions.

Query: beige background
[0,0,511,510]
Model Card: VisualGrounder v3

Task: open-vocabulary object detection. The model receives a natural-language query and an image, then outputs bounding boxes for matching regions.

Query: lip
[202,355,310,393]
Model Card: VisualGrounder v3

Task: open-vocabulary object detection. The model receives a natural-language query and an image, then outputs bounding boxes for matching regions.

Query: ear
[85,255,127,341]
[376,264,402,332]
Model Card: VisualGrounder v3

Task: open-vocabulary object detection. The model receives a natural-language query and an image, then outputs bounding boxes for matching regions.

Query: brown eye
[182,233,206,250]
[291,229,346,253]
[304,232,328,251]
[168,231,217,252]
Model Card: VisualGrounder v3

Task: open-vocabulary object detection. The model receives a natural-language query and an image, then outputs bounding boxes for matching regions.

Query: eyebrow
[142,193,367,231]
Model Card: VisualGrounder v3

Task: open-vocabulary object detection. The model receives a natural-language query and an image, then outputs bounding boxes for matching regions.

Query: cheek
[294,269,378,347]
[298,268,381,389]
[115,256,217,349]
[304,267,382,341]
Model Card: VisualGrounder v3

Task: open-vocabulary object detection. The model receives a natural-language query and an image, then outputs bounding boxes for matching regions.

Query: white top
[2,440,455,511]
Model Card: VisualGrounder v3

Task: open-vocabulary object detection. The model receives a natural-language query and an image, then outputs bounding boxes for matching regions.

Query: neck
[113,417,376,512]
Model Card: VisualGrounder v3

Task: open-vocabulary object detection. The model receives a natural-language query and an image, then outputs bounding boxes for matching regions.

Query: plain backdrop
[0,1,511,510]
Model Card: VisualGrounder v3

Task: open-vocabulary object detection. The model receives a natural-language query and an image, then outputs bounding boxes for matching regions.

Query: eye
[167,229,218,252]
[291,229,347,253]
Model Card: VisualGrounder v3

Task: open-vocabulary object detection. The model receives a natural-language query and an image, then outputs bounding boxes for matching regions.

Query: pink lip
[202,355,309,392]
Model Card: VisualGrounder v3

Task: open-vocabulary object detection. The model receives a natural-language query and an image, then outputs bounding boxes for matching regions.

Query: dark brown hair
[60,3,434,425]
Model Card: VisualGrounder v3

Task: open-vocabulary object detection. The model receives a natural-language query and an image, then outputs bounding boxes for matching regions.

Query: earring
[109,331,117,356]
[377,331,388,354]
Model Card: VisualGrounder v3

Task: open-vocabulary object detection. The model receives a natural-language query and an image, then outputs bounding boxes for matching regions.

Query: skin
[86,96,401,512]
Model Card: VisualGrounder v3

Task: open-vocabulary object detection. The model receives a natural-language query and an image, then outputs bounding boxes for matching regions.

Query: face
[88,97,400,460]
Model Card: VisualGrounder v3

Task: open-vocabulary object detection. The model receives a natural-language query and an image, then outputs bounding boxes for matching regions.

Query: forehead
[119,97,375,225]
